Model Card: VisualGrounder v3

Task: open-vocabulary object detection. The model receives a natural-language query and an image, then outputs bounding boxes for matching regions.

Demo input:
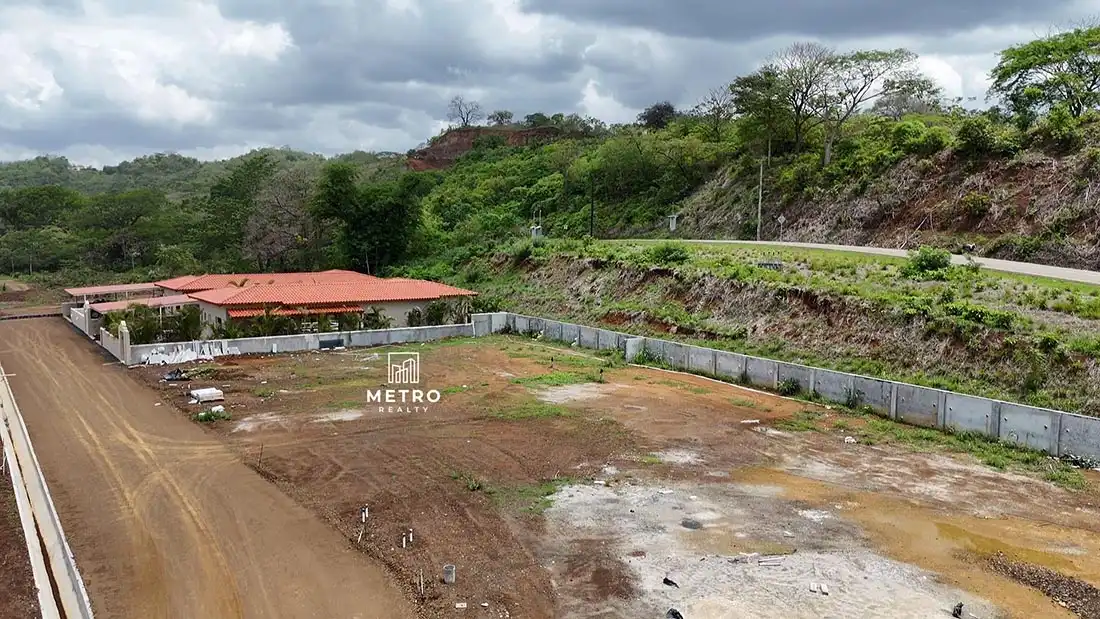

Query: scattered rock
[988,552,1100,619]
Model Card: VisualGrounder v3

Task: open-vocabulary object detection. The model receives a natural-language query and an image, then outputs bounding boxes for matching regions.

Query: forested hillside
[2,25,1099,285]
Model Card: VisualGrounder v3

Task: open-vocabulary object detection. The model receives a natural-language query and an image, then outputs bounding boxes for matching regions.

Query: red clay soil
[0,318,413,619]
[130,339,805,618]
[0,467,39,618]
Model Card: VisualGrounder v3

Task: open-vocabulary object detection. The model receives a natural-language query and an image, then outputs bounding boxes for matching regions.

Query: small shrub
[956,116,997,156]
[508,240,534,266]
[902,246,952,277]
[646,242,690,265]
[778,377,801,396]
[959,192,991,218]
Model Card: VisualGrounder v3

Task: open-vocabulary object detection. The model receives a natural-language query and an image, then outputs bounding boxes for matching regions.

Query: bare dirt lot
[0,461,39,619]
[0,318,413,619]
[133,334,1100,619]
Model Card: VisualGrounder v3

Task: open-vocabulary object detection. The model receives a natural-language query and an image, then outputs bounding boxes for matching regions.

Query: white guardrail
[0,365,94,619]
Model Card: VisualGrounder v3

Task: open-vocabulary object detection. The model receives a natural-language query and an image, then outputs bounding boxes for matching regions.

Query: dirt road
[0,318,413,619]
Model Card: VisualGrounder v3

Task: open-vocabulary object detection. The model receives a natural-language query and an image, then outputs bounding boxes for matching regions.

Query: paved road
[627,239,1100,286]
[0,318,413,619]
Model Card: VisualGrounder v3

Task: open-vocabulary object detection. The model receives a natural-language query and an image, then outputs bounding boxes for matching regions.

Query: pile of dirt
[988,552,1100,619]
[407,126,564,170]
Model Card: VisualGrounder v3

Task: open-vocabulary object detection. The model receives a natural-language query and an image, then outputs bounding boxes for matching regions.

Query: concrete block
[687,345,716,375]
[714,351,747,381]
[596,329,621,351]
[1059,413,1100,461]
[643,338,664,362]
[944,393,995,435]
[624,338,645,362]
[813,369,854,405]
[561,322,580,346]
[541,320,563,342]
[895,384,941,428]
[744,357,777,389]
[662,342,688,369]
[777,363,813,395]
[472,313,492,337]
[999,403,1059,454]
[578,326,599,349]
[850,376,893,414]
[514,315,531,334]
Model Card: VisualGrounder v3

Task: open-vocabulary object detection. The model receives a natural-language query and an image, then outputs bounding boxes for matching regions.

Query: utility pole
[589,185,595,238]
[756,158,763,241]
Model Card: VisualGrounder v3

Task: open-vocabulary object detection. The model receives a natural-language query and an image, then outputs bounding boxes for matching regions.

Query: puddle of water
[535,383,619,404]
[312,409,364,423]
[656,449,700,465]
[232,412,285,433]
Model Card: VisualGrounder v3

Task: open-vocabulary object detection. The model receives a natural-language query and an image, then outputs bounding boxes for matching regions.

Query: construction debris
[189,387,224,403]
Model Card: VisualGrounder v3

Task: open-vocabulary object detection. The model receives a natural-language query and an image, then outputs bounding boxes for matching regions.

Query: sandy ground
[0,461,39,618]
[0,318,413,619]
[126,335,1100,619]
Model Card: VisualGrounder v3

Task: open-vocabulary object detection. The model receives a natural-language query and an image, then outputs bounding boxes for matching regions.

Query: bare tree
[243,166,314,270]
[693,86,735,142]
[770,41,834,153]
[447,95,484,127]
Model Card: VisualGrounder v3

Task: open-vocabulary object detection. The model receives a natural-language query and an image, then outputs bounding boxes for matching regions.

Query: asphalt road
[629,239,1100,286]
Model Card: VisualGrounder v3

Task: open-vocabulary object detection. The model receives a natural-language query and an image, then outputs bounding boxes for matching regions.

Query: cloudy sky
[0,0,1096,166]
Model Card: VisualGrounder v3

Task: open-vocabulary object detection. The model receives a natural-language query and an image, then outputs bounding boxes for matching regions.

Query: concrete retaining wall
[477,312,1100,461]
[100,329,123,362]
[125,323,476,366]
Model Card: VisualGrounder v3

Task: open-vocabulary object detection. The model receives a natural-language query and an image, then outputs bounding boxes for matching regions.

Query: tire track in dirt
[0,319,414,619]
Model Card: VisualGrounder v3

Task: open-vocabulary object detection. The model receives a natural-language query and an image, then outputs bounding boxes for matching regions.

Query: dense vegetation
[3,26,1098,286]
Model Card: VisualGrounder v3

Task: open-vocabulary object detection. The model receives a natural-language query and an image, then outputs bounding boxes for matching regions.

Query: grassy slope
[442,239,1100,415]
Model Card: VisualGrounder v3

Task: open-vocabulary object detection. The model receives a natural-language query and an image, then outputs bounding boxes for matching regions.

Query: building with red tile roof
[187,273,476,330]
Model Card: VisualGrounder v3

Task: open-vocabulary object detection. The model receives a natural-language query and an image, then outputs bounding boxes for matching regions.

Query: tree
[989,25,1100,126]
[312,163,428,272]
[870,87,943,120]
[811,48,931,165]
[771,42,834,153]
[731,67,792,158]
[524,112,552,127]
[447,95,484,127]
[637,101,678,130]
[243,166,314,270]
[693,87,735,142]
[487,110,514,125]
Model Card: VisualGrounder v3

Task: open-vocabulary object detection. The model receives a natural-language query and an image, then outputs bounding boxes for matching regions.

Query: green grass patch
[493,401,573,420]
[511,371,599,386]
[640,454,662,465]
[193,408,230,423]
[656,379,710,394]
[774,410,826,432]
[853,417,1086,490]
[442,385,470,394]
[252,388,275,398]
[485,477,576,514]
[729,397,762,409]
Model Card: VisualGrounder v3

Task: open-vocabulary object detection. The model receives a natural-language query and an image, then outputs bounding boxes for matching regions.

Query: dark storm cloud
[6,111,225,153]
[517,0,1081,41]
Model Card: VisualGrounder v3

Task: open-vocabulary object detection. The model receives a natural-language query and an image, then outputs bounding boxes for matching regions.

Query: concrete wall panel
[777,363,813,395]
[643,338,664,361]
[541,320,563,342]
[1059,413,1100,461]
[662,342,688,368]
[714,351,747,381]
[561,323,580,346]
[895,384,941,428]
[1000,403,1059,454]
[687,345,716,375]
[849,376,893,414]
[624,338,645,362]
[596,329,621,351]
[514,315,531,334]
[813,369,853,405]
[945,394,995,435]
[578,326,599,349]
[745,357,777,388]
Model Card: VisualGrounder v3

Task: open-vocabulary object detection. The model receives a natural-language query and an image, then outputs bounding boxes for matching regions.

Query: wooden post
[257,443,264,468]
